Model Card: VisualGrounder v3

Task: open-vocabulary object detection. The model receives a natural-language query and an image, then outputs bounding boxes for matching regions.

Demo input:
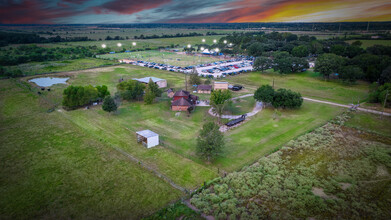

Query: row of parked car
[135,61,194,73]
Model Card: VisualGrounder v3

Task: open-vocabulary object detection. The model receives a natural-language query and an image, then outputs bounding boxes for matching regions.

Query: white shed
[136,130,159,148]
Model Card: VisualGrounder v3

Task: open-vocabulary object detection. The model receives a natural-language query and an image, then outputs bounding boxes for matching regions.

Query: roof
[136,130,158,138]
[133,77,165,84]
[214,81,228,84]
[173,90,190,97]
[171,97,193,106]
[197,85,212,90]
[167,88,174,93]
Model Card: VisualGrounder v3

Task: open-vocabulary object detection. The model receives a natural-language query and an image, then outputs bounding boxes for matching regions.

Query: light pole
[223,40,227,44]
[117,43,122,47]
[213,39,217,44]
[101,44,106,48]
[202,39,205,43]
[132,42,137,46]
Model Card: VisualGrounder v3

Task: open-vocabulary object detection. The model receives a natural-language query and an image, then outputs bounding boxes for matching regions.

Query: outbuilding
[132,77,167,88]
[197,84,212,94]
[214,81,229,90]
[136,130,159,148]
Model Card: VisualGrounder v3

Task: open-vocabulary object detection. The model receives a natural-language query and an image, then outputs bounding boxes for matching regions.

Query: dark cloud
[93,0,171,15]
[0,0,78,24]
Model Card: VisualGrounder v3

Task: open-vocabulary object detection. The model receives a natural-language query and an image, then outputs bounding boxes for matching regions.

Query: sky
[0,0,390,24]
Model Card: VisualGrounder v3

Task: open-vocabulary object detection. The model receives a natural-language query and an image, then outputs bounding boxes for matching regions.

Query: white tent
[202,49,211,54]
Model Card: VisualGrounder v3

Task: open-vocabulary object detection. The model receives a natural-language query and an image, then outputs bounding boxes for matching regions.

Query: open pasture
[346,39,391,48]
[222,70,369,104]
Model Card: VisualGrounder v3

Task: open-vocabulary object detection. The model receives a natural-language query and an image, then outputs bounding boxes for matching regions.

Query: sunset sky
[0,0,390,24]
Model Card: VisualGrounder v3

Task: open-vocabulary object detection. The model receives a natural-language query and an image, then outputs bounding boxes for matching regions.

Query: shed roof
[171,97,192,106]
[214,81,228,84]
[173,90,190,97]
[133,77,165,84]
[197,85,212,90]
[136,130,158,138]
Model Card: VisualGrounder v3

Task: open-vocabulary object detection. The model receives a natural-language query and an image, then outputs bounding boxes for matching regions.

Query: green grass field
[346,39,391,48]
[97,50,225,67]
[5,58,117,76]
[223,70,369,104]
[345,111,391,137]
[0,79,183,219]
[31,35,225,52]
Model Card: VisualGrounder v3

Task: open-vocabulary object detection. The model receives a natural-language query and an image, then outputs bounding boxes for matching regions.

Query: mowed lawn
[345,111,391,138]
[223,70,369,104]
[217,101,344,171]
[0,79,183,219]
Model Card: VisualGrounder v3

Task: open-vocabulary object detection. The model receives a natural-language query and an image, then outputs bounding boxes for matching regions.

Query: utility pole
[338,23,341,34]
[366,21,370,32]
[272,78,275,89]
[382,90,389,118]
[185,73,188,91]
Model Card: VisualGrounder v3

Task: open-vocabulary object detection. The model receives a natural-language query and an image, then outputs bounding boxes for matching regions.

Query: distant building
[132,77,167,88]
[136,130,159,148]
[197,85,212,94]
[214,81,229,90]
[119,59,133,64]
[171,90,198,111]
[167,88,175,98]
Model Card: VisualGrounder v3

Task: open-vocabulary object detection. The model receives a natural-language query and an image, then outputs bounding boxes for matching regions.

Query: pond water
[29,77,69,87]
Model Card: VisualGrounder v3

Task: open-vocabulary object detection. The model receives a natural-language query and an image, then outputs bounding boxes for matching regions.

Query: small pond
[29,77,69,87]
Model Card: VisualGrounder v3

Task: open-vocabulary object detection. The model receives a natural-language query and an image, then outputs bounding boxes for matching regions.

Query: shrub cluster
[62,85,109,110]
[254,85,303,109]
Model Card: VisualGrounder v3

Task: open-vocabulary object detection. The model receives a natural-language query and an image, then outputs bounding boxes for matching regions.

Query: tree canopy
[102,96,117,113]
[196,122,224,162]
[254,85,275,103]
[117,80,145,101]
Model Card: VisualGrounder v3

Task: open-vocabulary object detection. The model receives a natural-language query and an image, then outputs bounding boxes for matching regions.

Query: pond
[29,77,69,87]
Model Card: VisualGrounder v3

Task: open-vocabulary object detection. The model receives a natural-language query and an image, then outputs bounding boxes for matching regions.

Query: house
[132,77,167,88]
[214,81,229,90]
[171,90,198,111]
[167,88,175,98]
[197,85,212,94]
[136,130,159,148]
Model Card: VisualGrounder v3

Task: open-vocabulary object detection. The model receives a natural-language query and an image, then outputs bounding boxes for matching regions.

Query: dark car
[231,85,243,91]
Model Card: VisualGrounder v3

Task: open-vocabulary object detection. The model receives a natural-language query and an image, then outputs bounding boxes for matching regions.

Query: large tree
[210,89,232,123]
[247,42,264,57]
[254,85,275,104]
[148,78,162,97]
[253,56,271,72]
[315,53,345,79]
[144,87,155,104]
[189,72,202,85]
[272,88,303,109]
[292,45,309,57]
[117,80,145,101]
[339,65,364,84]
[196,122,224,162]
[102,96,117,113]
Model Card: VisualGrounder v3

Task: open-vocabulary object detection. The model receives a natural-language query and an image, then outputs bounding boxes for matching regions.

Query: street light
[187,44,191,48]
[202,39,205,43]
[229,43,233,47]
[223,40,227,44]
[117,43,122,47]
[132,42,137,46]
[200,47,205,51]
[101,44,106,48]
[215,48,219,52]
[213,39,217,43]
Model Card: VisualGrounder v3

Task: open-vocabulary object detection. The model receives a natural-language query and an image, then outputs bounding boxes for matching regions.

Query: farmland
[1,24,390,219]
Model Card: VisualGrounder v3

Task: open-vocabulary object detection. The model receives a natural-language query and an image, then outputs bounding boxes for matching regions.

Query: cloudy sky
[0,0,390,24]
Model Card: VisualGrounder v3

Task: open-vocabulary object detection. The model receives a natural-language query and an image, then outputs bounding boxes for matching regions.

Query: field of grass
[97,50,225,67]
[225,96,255,115]
[0,79,183,219]
[345,111,391,137]
[216,101,344,171]
[33,36,225,52]
[223,70,369,104]
[346,39,391,48]
[5,58,117,76]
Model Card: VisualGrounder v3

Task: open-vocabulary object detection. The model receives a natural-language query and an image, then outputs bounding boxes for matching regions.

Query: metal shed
[136,130,159,148]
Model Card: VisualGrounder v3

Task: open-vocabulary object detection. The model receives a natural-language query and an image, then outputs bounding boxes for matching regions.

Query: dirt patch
[339,183,352,190]
[312,187,337,199]
[376,165,390,177]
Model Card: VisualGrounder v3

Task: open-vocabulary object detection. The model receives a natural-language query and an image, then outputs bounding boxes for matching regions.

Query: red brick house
[171,90,198,111]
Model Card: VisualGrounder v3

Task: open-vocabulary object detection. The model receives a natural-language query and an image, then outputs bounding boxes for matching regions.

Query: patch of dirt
[376,165,390,177]
[339,183,352,190]
[312,187,337,199]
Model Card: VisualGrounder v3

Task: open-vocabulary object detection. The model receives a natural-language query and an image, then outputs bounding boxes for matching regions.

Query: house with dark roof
[167,88,175,98]
[197,85,212,94]
[171,90,198,111]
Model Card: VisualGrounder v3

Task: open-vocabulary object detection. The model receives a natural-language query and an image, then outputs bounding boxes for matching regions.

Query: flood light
[101,44,106,48]
[213,39,217,43]
[187,44,191,48]
[202,39,205,42]
[117,43,122,47]
[132,42,137,46]
[223,40,227,44]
